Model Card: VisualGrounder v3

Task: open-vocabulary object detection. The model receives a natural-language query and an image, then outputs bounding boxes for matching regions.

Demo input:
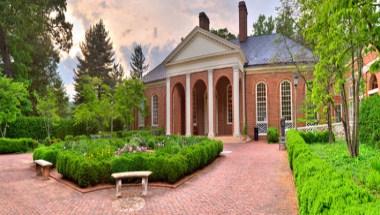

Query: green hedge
[52,138,222,187]
[360,95,380,148]
[0,138,38,154]
[6,117,46,140]
[299,130,334,143]
[267,127,279,143]
[33,144,63,165]
[286,130,379,214]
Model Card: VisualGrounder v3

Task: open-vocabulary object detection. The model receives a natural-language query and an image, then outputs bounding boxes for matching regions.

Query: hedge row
[52,139,223,187]
[33,144,63,165]
[360,95,380,148]
[0,138,38,154]
[298,130,334,144]
[286,130,380,214]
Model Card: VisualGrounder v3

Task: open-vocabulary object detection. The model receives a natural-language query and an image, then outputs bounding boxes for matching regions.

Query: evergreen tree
[74,20,115,104]
[275,0,299,39]
[210,28,237,40]
[252,15,275,36]
[130,44,148,80]
[110,63,125,87]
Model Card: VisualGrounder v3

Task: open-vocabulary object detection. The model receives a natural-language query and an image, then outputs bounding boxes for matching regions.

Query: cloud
[59,0,280,101]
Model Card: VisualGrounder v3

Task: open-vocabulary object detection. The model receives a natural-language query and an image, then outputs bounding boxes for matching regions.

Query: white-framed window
[335,104,342,123]
[138,101,145,128]
[280,81,293,128]
[226,84,233,124]
[256,82,267,134]
[151,95,158,127]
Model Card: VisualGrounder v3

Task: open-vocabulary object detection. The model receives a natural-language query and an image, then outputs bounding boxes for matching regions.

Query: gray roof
[231,34,315,66]
[143,33,315,83]
[142,63,166,84]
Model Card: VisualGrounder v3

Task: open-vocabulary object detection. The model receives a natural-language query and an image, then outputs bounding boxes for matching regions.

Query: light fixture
[293,72,299,87]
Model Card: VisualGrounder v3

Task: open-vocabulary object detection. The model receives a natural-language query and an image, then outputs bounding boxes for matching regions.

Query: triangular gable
[164,27,245,65]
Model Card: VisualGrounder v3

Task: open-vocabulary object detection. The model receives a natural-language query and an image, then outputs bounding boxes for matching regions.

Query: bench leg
[42,166,50,179]
[115,179,122,198]
[142,177,148,196]
[36,165,42,176]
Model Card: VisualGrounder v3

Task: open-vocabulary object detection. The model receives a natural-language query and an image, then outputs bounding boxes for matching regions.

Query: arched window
[256,82,267,134]
[151,95,158,126]
[280,81,292,128]
[370,74,378,90]
[226,84,233,124]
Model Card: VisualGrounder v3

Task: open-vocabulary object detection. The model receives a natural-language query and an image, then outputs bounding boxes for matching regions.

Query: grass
[309,141,380,198]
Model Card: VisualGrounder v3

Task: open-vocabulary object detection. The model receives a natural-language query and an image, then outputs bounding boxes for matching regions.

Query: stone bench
[111,171,152,198]
[34,159,53,179]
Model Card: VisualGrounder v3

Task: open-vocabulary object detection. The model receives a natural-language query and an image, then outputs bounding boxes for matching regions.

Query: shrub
[0,138,38,154]
[33,144,63,165]
[287,130,379,214]
[267,127,279,143]
[360,95,380,147]
[6,117,46,140]
[299,130,334,143]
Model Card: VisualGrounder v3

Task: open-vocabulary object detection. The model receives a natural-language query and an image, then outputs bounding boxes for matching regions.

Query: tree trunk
[0,27,13,78]
[340,83,352,151]
[327,102,333,143]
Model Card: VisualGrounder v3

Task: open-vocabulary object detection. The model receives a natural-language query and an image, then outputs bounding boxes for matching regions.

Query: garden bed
[286,130,380,214]
[33,131,223,187]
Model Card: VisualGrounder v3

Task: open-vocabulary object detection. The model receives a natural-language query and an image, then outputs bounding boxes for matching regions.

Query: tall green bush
[267,127,279,143]
[286,130,379,214]
[360,95,380,147]
[299,130,334,143]
[0,138,38,154]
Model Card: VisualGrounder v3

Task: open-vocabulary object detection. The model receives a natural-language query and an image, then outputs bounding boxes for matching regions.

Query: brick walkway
[0,142,298,215]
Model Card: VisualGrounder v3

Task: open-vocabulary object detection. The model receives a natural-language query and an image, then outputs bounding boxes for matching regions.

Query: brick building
[141,1,315,138]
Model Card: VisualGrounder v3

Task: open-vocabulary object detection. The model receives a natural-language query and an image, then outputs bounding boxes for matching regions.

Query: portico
[163,27,246,137]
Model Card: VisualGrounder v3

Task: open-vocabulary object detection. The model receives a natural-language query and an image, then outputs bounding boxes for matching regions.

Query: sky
[58,0,280,101]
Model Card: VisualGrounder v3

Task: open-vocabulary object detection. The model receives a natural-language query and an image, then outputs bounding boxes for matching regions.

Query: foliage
[74,19,119,104]
[0,76,28,137]
[130,44,148,80]
[0,138,38,154]
[299,0,380,157]
[286,130,380,214]
[210,28,237,41]
[33,132,223,187]
[267,127,279,143]
[115,78,145,129]
[252,14,275,36]
[35,87,61,139]
[309,141,380,198]
[359,95,380,148]
[299,130,334,144]
[275,0,300,39]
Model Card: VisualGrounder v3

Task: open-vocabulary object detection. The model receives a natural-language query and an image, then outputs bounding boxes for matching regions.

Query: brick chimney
[199,12,210,31]
[239,1,248,42]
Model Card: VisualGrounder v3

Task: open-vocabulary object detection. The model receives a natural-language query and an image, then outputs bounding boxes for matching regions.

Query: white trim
[245,64,314,73]
[185,74,191,136]
[256,81,268,134]
[233,66,240,137]
[369,88,379,95]
[151,95,159,127]
[280,80,293,125]
[166,78,171,135]
[207,69,215,137]
[226,83,233,125]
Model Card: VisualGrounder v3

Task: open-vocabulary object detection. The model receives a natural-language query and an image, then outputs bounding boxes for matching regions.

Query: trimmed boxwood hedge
[267,127,279,143]
[34,135,223,187]
[286,130,380,214]
[0,138,38,154]
[298,130,334,143]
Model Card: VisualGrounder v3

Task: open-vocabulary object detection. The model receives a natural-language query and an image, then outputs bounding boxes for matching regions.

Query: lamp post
[293,73,299,130]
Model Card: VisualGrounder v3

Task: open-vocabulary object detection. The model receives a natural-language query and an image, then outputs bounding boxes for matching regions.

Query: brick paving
[0,142,298,215]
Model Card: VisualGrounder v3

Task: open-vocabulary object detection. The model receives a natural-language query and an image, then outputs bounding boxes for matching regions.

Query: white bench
[111,171,152,198]
[34,159,53,179]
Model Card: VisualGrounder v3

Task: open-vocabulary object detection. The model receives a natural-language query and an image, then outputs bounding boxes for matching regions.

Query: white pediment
[165,27,244,66]
[171,34,232,62]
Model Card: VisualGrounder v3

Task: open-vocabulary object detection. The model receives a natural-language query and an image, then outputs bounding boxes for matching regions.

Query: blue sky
[58,0,280,100]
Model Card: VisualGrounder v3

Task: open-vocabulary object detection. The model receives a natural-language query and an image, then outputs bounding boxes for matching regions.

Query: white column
[233,66,241,137]
[207,69,215,137]
[166,77,171,135]
[185,74,191,136]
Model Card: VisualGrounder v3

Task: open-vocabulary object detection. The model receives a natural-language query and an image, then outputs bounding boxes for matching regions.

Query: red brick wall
[245,71,306,137]
[144,82,166,129]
